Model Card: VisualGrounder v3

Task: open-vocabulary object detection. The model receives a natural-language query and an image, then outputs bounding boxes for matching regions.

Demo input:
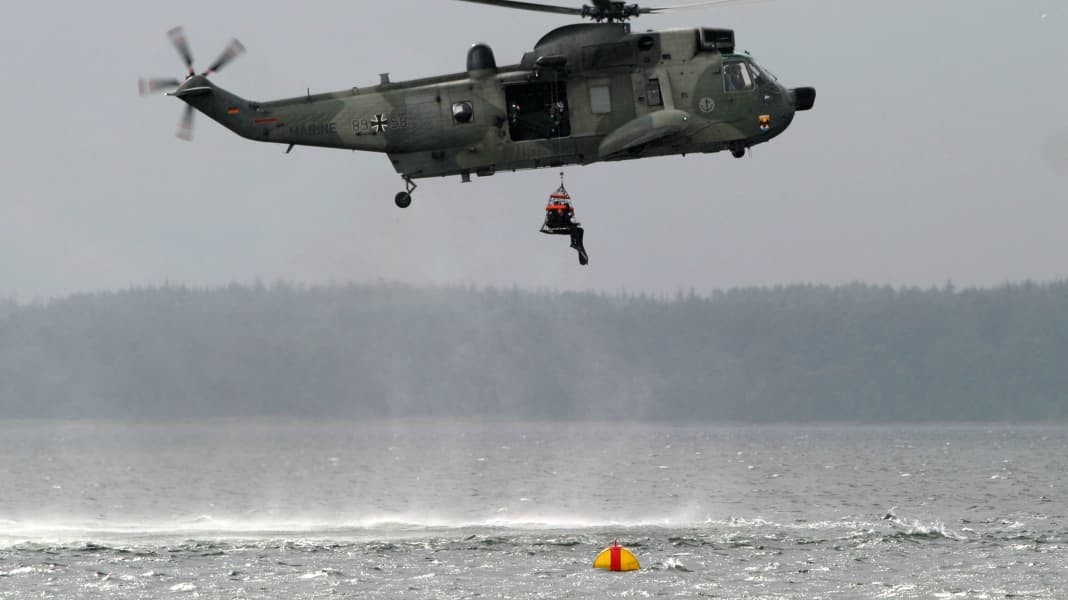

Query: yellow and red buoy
[593,540,640,572]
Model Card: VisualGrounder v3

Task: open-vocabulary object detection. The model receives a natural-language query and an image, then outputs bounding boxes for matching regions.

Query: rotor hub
[582,2,642,22]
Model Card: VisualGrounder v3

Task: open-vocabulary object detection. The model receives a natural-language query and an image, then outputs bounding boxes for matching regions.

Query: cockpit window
[724,62,754,92]
[748,63,767,86]
[758,62,780,83]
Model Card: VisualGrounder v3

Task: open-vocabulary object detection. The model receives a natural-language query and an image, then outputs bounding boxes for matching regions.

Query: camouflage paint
[174,24,813,182]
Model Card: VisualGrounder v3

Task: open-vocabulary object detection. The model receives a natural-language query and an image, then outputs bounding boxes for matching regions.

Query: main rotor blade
[139,77,181,96]
[167,26,195,76]
[646,0,769,14]
[454,0,583,16]
[203,38,245,76]
[176,104,195,141]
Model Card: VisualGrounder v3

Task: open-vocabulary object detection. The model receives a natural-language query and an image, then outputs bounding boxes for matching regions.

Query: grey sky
[1,0,1065,300]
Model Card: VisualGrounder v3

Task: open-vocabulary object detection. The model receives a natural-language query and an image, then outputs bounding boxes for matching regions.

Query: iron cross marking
[371,114,389,133]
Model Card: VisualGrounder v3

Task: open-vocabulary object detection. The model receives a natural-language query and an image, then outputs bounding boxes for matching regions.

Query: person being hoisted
[540,174,589,266]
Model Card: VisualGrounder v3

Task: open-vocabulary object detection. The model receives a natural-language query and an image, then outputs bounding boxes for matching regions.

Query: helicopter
[139,0,815,209]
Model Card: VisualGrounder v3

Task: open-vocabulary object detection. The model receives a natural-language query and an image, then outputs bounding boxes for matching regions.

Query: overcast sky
[1,0,1065,300]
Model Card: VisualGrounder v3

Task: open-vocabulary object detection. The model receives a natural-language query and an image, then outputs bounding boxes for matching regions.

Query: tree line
[1,281,1065,421]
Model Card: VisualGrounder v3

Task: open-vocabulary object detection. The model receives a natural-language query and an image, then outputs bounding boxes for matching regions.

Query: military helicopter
[139,0,815,209]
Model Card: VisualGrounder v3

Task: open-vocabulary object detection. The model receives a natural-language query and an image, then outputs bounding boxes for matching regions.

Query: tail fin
[172,76,259,140]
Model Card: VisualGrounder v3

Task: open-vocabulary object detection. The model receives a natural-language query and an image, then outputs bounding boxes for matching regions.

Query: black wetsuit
[570,227,588,266]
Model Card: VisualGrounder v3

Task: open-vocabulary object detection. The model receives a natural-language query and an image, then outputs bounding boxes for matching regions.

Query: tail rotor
[138,26,246,141]
[167,25,196,78]
[204,38,245,76]
[177,105,196,141]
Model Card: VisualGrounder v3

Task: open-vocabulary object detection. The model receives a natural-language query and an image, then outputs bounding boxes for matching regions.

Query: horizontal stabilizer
[598,109,691,158]
[171,86,214,98]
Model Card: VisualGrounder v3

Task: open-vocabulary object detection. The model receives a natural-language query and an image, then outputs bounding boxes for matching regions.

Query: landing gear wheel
[731,146,747,159]
[394,175,417,209]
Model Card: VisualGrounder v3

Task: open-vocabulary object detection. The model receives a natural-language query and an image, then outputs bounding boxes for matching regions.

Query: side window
[724,63,754,92]
[452,101,474,124]
[590,85,612,115]
[645,78,663,107]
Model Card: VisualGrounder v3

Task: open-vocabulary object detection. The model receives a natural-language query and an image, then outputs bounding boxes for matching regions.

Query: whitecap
[900,519,964,541]
[6,566,37,576]
[169,582,197,592]
[411,572,436,580]
[661,556,691,572]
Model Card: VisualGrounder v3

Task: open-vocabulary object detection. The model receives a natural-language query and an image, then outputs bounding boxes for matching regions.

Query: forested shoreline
[1,281,1066,421]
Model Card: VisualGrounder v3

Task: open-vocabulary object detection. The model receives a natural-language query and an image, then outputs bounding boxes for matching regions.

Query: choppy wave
[0,512,702,548]
[0,500,725,546]
[3,520,1063,599]
[3,511,1058,554]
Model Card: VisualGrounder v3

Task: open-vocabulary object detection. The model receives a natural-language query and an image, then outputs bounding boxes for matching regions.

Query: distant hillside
[1,282,1066,421]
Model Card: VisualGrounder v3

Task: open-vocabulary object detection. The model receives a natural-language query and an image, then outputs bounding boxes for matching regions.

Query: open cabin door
[503,79,577,168]
[505,80,572,142]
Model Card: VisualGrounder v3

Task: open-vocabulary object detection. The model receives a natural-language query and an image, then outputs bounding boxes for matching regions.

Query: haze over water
[1,420,1064,598]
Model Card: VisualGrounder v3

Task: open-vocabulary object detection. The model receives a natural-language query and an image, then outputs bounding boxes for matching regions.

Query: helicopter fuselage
[176,23,814,182]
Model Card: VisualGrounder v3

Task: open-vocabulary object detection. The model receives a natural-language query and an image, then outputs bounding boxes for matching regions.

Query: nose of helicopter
[791,87,816,112]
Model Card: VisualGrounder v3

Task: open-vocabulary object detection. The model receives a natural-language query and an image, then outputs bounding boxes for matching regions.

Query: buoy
[593,540,640,572]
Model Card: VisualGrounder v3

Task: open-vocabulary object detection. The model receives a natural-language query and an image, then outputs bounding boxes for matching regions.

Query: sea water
[0,420,1064,598]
